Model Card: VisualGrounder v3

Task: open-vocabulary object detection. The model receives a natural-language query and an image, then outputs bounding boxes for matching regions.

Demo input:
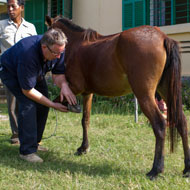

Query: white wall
[160,24,190,76]
[72,0,122,35]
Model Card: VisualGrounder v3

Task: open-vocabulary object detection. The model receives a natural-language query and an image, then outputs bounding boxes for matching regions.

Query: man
[0,0,37,144]
[0,28,77,163]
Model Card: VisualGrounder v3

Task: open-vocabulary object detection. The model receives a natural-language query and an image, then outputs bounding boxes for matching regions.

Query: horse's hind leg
[175,112,190,177]
[75,93,93,155]
[158,86,190,177]
[138,96,167,180]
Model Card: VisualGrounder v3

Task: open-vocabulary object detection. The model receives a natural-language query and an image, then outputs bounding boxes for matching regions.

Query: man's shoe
[37,145,48,152]
[10,134,20,145]
[20,153,43,163]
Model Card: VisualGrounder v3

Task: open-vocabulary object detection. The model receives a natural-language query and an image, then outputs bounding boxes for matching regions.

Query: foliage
[47,76,190,113]
[46,77,60,101]
[47,78,139,114]
[182,77,190,110]
[91,94,139,115]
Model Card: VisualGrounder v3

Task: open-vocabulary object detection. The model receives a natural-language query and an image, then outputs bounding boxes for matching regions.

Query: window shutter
[135,1,145,26]
[122,0,146,30]
[123,1,133,30]
[63,0,72,19]
[25,0,47,34]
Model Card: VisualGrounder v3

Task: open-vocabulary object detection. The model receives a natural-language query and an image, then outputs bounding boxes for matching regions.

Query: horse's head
[45,15,64,29]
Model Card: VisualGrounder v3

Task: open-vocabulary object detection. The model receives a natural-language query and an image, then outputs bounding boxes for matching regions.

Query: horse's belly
[91,74,132,97]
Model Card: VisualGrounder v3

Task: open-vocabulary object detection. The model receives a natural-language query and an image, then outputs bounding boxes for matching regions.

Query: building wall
[0,2,8,20]
[160,24,190,76]
[72,0,122,35]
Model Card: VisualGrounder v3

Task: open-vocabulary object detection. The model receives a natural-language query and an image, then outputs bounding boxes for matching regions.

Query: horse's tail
[163,37,183,152]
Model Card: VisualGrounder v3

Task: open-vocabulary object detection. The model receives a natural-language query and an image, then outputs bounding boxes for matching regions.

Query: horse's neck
[64,29,83,43]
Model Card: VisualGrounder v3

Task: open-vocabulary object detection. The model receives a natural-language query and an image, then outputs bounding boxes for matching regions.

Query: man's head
[41,28,68,61]
[7,0,24,21]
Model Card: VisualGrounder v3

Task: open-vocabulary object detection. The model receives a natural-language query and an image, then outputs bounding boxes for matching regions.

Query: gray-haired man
[0,28,77,163]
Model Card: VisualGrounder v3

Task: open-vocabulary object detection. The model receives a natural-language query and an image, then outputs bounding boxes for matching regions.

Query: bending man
[0,28,77,163]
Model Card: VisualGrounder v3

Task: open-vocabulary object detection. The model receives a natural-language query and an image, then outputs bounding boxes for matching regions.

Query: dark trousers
[0,66,49,155]
[5,86,19,135]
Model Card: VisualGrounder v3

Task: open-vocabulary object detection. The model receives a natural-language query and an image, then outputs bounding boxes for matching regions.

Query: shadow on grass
[0,137,146,178]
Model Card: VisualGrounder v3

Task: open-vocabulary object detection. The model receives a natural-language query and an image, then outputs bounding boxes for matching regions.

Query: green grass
[0,107,190,189]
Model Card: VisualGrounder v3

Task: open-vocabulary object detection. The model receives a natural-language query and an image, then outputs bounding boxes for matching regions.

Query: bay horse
[46,16,190,179]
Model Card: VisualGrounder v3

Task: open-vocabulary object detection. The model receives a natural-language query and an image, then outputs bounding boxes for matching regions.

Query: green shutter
[146,0,150,25]
[25,0,47,34]
[135,1,144,26]
[122,0,146,30]
[63,0,72,19]
[123,2,133,30]
[51,0,72,19]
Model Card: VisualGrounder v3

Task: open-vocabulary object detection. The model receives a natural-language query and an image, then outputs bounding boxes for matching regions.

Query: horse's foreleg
[75,93,93,155]
[138,97,166,180]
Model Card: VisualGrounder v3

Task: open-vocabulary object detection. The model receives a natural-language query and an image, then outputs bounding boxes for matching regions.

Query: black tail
[163,37,183,152]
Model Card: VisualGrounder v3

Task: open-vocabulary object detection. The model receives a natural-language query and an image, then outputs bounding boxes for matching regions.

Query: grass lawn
[0,107,190,190]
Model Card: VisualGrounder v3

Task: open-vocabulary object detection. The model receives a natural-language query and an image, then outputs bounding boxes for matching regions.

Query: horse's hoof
[183,172,190,178]
[67,104,81,113]
[146,170,159,180]
[62,102,81,113]
[183,168,190,177]
[74,147,90,156]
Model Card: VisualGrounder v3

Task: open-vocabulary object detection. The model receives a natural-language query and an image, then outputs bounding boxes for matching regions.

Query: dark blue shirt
[0,35,65,90]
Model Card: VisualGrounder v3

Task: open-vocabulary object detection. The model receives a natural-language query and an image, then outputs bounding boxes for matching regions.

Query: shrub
[47,77,138,114]
[181,77,190,110]
[47,76,190,114]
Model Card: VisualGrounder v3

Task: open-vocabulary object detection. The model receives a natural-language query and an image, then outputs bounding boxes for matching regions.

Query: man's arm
[52,74,77,105]
[22,88,68,112]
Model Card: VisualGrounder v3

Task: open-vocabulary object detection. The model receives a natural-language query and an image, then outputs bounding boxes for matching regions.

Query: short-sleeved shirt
[0,18,37,54]
[0,35,65,90]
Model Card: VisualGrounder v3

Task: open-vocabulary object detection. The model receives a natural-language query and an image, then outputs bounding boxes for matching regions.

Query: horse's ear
[45,15,53,27]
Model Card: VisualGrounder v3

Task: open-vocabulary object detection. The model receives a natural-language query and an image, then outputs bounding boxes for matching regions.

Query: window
[175,0,190,24]
[51,0,72,19]
[123,0,190,30]
[149,0,190,26]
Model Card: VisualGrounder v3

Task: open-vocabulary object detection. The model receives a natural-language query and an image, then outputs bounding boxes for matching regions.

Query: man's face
[42,44,66,61]
[7,0,23,21]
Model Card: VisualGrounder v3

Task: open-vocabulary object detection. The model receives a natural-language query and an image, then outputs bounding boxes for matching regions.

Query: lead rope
[43,108,58,140]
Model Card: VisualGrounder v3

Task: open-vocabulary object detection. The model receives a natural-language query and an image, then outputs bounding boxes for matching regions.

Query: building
[0,0,8,20]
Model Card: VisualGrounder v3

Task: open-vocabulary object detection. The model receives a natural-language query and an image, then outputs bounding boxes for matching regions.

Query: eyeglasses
[47,45,64,56]
[7,4,20,10]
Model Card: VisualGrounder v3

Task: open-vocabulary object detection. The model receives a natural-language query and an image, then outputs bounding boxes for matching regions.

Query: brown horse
[46,16,190,179]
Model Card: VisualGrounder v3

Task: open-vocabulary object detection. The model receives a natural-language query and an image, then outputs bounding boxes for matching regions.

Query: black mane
[56,16,85,32]
[55,16,98,41]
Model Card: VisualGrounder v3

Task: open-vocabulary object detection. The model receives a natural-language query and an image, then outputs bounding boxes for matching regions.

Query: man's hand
[52,74,77,105]
[52,102,68,112]
[60,82,77,105]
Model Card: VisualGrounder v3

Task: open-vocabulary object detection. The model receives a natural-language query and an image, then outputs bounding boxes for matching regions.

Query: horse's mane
[54,16,98,42]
